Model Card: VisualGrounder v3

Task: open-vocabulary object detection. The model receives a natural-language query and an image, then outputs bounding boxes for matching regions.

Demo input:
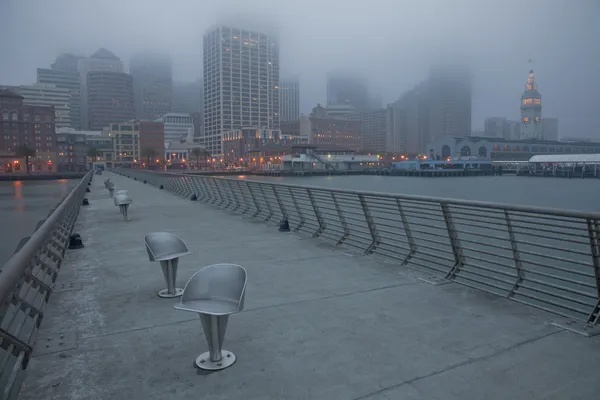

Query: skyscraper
[388,66,471,156]
[52,53,84,73]
[203,25,280,155]
[279,78,299,122]
[87,71,135,131]
[78,48,124,80]
[172,80,203,115]
[130,53,173,120]
[427,65,472,141]
[389,82,429,156]
[17,83,72,128]
[79,48,125,129]
[37,67,82,129]
[326,71,369,111]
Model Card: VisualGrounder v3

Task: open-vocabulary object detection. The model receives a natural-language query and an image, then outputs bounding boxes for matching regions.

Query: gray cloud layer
[1,0,598,136]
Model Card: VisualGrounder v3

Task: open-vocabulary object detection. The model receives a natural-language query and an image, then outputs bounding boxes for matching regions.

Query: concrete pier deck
[19,172,600,400]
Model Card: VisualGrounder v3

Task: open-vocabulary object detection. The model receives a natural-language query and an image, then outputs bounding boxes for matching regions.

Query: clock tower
[520,69,542,139]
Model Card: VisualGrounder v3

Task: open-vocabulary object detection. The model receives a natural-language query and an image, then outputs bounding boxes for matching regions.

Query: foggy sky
[1,0,599,136]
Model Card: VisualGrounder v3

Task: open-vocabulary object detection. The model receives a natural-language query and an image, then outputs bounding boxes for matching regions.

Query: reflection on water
[13,181,24,212]
[0,179,77,266]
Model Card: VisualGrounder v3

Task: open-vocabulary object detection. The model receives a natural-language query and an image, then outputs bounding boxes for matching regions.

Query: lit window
[534,98,541,104]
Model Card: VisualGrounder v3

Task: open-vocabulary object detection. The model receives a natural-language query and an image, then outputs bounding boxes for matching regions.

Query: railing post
[272,185,288,219]
[331,193,349,245]
[202,178,215,203]
[247,183,261,218]
[288,187,305,232]
[259,184,274,221]
[217,179,232,208]
[441,203,465,279]
[505,210,525,298]
[235,180,250,214]
[226,180,240,211]
[396,199,417,265]
[358,194,380,254]
[586,218,600,324]
[307,189,325,237]
[211,178,225,206]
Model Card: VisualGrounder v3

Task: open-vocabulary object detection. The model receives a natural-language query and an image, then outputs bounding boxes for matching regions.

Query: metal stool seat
[114,192,132,220]
[175,299,240,315]
[106,182,116,197]
[175,263,247,371]
[144,232,191,298]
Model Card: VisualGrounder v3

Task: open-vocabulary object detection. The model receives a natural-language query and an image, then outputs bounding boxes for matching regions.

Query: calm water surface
[0,180,76,265]
[235,175,600,213]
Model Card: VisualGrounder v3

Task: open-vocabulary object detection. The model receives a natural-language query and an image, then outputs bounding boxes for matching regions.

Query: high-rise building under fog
[87,71,135,131]
[326,71,369,111]
[79,48,125,129]
[52,53,84,73]
[130,53,173,120]
[389,66,472,156]
[203,25,280,155]
[37,67,82,129]
[279,78,299,122]
[172,80,203,115]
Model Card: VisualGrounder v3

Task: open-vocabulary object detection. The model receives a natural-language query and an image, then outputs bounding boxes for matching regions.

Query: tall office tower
[79,49,125,129]
[326,71,369,111]
[389,81,430,156]
[279,78,299,122]
[172,80,203,115]
[52,53,84,72]
[17,83,72,128]
[130,53,173,120]
[203,25,280,155]
[78,48,124,79]
[87,71,135,131]
[37,67,82,129]
[427,65,472,141]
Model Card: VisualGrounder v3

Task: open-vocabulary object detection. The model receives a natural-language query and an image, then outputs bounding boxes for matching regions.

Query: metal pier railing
[115,169,600,327]
[0,170,92,399]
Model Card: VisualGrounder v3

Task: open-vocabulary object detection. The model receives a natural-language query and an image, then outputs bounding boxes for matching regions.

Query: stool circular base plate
[195,350,236,370]
[158,288,183,298]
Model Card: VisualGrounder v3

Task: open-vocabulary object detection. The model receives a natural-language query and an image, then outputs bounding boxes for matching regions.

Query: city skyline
[1,0,599,136]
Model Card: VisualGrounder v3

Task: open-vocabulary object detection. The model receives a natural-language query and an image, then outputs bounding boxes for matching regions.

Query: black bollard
[86,187,90,192]
[159,185,164,189]
[143,180,147,184]
[134,177,137,180]
[278,218,290,232]
[190,194,198,201]
[82,198,90,206]
[68,233,84,249]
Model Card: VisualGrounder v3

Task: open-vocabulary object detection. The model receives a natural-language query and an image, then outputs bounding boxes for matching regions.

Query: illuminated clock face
[534,116,540,124]
[522,116,530,125]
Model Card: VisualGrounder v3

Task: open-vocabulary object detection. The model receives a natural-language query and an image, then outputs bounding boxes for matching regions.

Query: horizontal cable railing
[115,168,600,325]
[0,170,92,400]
